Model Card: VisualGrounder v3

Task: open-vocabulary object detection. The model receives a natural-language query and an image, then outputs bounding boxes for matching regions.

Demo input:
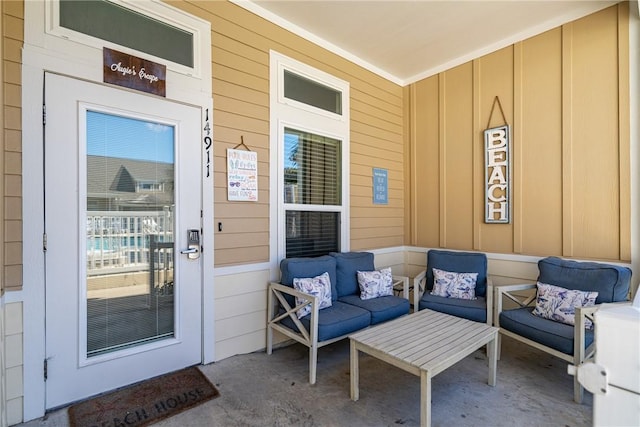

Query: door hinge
[43,232,47,252]
[44,359,48,381]
[42,105,46,126]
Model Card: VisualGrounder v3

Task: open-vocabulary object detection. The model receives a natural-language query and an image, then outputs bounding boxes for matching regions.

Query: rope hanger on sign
[233,135,251,151]
[486,96,508,129]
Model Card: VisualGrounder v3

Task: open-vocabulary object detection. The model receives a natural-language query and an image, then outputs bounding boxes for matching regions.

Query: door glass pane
[86,111,175,357]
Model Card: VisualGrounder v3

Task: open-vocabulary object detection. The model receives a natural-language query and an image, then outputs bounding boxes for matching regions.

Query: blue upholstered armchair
[495,256,631,403]
[413,250,492,324]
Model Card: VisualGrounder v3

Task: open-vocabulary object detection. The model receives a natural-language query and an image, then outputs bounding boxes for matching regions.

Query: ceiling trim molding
[404,1,618,85]
[230,0,404,86]
[232,0,617,87]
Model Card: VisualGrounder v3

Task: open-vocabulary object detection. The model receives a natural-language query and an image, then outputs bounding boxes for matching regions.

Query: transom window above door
[45,0,208,77]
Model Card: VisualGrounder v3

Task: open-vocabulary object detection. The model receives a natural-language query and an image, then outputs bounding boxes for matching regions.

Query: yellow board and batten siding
[171,1,405,359]
[516,27,563,256]
[409,3,630,263]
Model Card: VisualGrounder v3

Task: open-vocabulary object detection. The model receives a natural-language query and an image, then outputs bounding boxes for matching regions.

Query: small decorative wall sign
[227,137,258,201]
[373,168,388,205]
[484,96,510,223]
[103,47,166,97]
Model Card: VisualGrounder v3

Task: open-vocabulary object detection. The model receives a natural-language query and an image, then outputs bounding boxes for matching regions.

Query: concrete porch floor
[20,335,592,427]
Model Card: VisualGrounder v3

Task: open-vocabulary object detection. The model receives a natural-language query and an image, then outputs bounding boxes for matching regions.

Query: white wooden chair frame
[413,270,494,326]
[266,276,409,385]
[493,283,601,403]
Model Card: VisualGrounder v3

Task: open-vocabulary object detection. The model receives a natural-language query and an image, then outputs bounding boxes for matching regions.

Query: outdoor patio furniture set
[267,248,632,422]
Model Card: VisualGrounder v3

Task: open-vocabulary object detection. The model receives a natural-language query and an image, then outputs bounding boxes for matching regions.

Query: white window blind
[283,128,341,257]
[284,128,341,206]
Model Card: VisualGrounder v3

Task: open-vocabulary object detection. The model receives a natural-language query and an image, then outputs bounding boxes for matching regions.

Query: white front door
[43,73,203,409]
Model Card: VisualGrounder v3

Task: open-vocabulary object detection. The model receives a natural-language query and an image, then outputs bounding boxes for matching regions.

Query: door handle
[181,229,200,260]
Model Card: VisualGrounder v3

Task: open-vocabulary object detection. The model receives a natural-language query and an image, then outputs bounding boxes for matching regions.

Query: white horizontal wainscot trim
[368,248,407,276]
[405,246,544,264]
[215,262,280,282]
[406,247,544,281]
[213,267,271,361]
[405,246,632,283]
[2,289,25,304]
[367,246,406,256]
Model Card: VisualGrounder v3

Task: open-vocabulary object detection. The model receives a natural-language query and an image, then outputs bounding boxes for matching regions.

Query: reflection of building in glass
[87,155,174,211]
[86,155,175,275]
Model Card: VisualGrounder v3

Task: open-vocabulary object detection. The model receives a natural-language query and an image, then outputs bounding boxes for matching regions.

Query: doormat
[68,367,220,427]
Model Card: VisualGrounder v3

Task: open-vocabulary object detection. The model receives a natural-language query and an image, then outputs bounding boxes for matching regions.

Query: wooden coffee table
[350,309,499,427]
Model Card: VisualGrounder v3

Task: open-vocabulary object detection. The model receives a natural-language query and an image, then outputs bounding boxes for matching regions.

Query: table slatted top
[350,309,498,374]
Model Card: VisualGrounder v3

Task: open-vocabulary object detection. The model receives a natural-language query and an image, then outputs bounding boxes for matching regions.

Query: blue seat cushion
[281,301,371,342]
[339,295,410,325]
[499,307,594,355]
[426,250,488,298]
[419,293,487,323]
[538,257,631,304]
[280,255,338,303]
[330,252,375,298]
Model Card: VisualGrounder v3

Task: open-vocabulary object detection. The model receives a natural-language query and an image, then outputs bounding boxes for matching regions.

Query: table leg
[420,370,431,427]
[487,333,498,387]
[350,339,359,401]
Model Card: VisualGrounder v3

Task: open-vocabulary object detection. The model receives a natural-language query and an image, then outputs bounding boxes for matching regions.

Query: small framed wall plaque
[373,168,388,205]
[103,47,166,97]
[227,148,258,201]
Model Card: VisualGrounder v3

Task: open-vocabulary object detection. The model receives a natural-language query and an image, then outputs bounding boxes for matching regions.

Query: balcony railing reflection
[86,210,173,275]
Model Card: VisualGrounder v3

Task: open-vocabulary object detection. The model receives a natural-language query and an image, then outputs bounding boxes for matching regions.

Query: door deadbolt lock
[180,229,200,260]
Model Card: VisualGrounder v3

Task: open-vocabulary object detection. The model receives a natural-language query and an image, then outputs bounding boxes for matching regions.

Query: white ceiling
[235,0,619,85]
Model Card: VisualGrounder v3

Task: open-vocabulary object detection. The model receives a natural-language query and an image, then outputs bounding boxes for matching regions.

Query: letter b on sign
[487,129,507,149]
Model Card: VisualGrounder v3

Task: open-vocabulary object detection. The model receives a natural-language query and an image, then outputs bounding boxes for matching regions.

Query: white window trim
[269,51,350,268]
[277,62,347,122]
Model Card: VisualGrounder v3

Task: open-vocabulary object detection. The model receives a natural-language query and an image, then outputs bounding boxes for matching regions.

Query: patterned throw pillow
[430,268,478,300]
[532,282,598,329]
[293,272,333,319]
[357,267,394,300]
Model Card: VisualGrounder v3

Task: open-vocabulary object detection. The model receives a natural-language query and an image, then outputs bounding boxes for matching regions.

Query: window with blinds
[284,128,341,257]
[285,211,339,257]
[284,128,341,205]
[272,52,349,260]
